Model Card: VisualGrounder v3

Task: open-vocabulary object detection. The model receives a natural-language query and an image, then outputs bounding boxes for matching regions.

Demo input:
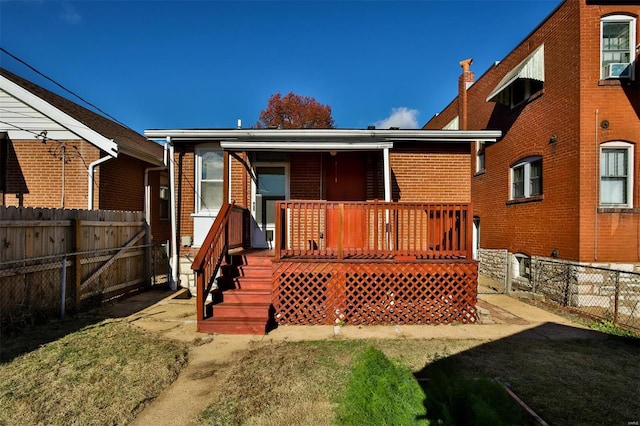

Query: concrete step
[222,289,272,304]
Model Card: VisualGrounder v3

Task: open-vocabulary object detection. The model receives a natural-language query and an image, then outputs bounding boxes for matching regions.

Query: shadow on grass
[0,288,177,363]
[413,322,640,425]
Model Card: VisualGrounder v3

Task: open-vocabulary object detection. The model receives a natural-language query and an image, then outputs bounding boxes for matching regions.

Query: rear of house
[146,128,500,333]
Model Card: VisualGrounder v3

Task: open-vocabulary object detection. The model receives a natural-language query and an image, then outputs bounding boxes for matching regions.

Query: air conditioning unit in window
[604,63,631,79]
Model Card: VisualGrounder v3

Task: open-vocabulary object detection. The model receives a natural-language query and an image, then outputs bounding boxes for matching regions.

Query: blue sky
[1,0,560,133]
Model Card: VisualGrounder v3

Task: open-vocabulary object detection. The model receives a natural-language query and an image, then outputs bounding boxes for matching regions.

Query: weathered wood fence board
[0,207,151,328]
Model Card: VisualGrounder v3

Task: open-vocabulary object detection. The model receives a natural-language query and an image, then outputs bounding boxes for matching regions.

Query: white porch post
[383,147,392,249]
[383,147,391,202]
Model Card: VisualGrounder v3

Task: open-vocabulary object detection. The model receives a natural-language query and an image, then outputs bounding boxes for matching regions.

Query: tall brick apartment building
[425,0,640,285]
[0,67,170,243]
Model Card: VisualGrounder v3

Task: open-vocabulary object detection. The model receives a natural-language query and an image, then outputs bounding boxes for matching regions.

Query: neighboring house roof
[144,128,502,150]
[0,67,163,166]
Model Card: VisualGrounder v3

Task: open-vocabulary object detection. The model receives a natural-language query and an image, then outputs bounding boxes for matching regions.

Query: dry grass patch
[0,320,188,426]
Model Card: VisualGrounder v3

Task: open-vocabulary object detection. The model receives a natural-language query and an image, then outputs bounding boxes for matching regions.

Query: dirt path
[131,336,258,426]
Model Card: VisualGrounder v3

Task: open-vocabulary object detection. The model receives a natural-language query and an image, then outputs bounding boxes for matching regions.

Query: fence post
[74,218,82,310]
[563,263,572,307]
[60,255,67,318]
[613,270,620,327]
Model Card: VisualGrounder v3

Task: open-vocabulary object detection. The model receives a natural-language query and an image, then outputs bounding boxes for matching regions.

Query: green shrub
[335,346,427,426]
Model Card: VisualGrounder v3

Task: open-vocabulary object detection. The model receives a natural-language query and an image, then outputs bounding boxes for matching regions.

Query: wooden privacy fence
[275,201,472,261]
[0,207,152,328]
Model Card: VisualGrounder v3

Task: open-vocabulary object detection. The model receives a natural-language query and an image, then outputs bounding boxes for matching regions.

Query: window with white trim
[195,145,224,213]
[476,141,485,173]
[513,253,531,280]
[511,157,542,200]
[600,142,634,208]
[601,15,636,80]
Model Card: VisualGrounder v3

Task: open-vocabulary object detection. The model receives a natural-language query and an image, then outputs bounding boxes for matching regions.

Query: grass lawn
[0,319,188,426]
[1,310,638,425]
[198,331,639,425]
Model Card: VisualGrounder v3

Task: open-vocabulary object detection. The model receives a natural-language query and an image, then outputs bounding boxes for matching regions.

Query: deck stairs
[202,252,273,334]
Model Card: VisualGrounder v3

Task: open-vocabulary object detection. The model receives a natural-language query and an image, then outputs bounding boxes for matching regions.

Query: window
[513,253,531,280]
[487,44,545,108]
[500,79,544,108]
[476,141,485,173]
[601,15,636,79]
[511,157,542,200]
[600,142,634,208]
[195,146,224,213]
[159,173,169,220]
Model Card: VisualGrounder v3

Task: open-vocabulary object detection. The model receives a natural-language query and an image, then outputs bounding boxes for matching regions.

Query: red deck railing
[275,201,472,261]
[192,202,246,322]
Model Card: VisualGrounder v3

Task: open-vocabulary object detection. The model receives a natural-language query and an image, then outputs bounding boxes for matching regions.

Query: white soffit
[0,75,119,157]
[487,44,545,103]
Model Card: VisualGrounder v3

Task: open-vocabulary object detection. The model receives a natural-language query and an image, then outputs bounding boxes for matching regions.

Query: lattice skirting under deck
[272,261,478,325]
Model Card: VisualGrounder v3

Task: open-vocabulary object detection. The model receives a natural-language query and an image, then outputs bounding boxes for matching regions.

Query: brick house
[144,128,500,332]
[0,67,170,243]
[424,0,640,286]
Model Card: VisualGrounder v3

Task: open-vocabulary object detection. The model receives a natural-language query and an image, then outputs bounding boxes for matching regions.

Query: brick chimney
[458,58,474,130]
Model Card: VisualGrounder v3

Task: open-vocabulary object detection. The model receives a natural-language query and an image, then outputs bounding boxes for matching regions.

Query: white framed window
[600,141,634,208]
[195,145,224,213]
[601,15,636,80]
[511,156,542,200]
[476,141,485,173]
[513,253,531,280]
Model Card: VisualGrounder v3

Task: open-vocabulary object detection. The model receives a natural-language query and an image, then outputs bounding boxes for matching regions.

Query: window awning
[486,44,545,103]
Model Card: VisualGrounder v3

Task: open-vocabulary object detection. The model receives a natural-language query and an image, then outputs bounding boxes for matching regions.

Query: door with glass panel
[251,164,289,248]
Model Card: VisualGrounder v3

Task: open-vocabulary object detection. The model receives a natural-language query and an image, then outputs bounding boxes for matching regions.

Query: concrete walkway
[99,287,600,425]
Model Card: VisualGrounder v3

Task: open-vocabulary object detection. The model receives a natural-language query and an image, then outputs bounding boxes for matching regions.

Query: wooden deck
[193,201,478,334]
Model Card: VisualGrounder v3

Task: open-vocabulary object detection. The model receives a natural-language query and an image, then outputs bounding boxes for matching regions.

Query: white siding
[0,89,77,140]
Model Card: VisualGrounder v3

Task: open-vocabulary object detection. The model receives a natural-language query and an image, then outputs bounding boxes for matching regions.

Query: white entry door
[251,163,289,248]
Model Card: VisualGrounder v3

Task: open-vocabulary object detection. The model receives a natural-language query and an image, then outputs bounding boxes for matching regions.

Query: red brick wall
[99,154,147,211]
[578,3,640,262]
[390,144,471,203]
[290,152,323,199]
[424,0,639,263]
[2,138,100,208]
[174,144,197,257]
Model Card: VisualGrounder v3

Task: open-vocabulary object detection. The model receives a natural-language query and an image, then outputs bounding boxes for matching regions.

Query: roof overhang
[486,44,545,103]
[144,128,502,151]
[0,74,119,158]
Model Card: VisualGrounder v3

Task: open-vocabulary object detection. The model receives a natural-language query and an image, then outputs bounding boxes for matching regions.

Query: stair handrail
[192,201,238,322]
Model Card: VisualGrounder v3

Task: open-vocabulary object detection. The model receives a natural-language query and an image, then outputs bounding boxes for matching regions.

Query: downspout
[87,155,113,210]
[168,137,178,290]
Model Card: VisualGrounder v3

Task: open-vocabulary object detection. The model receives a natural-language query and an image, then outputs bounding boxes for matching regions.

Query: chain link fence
[531,259,640,332]
[0,243,170,333]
